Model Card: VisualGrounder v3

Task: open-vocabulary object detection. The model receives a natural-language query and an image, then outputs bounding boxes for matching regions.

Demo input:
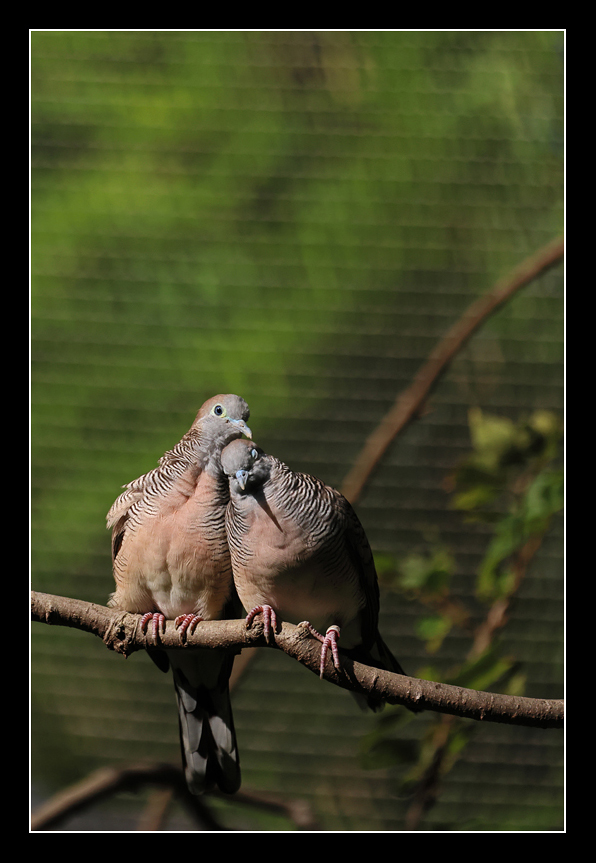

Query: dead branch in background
[31,762,321,832]
[341,236,565,504]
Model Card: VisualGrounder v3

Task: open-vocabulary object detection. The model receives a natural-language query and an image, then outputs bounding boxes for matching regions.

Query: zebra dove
[220,438,410,712]
[107,394,251,793]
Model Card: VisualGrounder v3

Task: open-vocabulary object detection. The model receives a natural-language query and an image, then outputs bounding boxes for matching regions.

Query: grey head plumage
[221,440,268,493]
[107,394,251,543]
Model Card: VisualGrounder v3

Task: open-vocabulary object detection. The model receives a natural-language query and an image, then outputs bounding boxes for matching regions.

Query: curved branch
[341,236,565,503]
[30,763,221,832]
[31,761,321,831]
[31,591,563,729]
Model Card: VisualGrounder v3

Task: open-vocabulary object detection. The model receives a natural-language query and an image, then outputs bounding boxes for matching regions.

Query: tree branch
[340,236,565,504]
[31,591,563,729]
[31,762,321,831]
[30,763,223,832]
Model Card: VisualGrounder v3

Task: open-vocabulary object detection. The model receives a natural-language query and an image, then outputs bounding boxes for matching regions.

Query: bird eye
[212,404,225,417]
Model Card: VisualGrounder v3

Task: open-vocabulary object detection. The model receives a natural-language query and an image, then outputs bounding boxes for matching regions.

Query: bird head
[221,439,267,493]
[195,394,252,439]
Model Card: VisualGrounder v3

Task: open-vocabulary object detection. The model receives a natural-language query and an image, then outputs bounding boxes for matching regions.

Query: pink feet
[175,613,203,641]
[245,605,278,643]
[140,612,166,642]
[243,608,342,678]
[141,611,204,642]
[303,623,341,678]
[140,611,204,643]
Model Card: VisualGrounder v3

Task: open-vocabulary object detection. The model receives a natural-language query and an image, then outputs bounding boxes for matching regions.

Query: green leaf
[417,615,453,653]
[452,485,500,512]
[398,548,455,594]
[524,469,564,523]
[477,514,524,600]
[468,408,517,463]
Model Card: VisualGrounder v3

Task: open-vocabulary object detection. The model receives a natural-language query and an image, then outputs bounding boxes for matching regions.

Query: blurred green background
[31,30,564,831]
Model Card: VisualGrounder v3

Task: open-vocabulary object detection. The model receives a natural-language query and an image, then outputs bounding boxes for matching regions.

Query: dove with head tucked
[221,438,411,711]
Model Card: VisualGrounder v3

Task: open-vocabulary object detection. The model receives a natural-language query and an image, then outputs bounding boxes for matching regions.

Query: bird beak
[229,418,252,439]
[235,469,249,490]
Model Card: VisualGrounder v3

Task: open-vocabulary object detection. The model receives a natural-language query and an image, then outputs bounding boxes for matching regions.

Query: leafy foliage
[367,409,563,827]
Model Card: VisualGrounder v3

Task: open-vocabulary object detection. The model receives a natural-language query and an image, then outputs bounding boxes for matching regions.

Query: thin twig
[472,533,546,658]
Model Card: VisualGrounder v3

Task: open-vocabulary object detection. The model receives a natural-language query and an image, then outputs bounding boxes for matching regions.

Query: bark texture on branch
[31,591,563,729]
